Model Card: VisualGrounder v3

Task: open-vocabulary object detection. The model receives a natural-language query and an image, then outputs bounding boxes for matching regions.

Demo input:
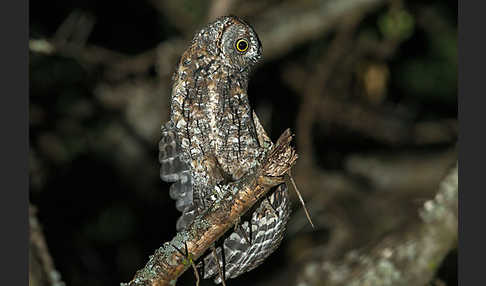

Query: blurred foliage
[396,6,458,104]
[378,8,415,41]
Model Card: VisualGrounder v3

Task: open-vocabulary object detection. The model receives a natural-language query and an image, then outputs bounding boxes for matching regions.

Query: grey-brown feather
[159,121,195,230]
[159,15,291,283]
[204,184,291,283]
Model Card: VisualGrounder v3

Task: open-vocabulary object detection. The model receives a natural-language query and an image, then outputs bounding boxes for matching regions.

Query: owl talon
[266,195,279,218]
[234,217,251,245]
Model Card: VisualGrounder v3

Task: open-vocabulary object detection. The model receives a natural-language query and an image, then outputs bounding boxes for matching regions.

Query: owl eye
[235,38,249,53]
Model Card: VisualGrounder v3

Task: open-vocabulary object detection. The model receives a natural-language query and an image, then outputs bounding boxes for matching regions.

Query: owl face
[219,17,262,71]
[193,16,262,72]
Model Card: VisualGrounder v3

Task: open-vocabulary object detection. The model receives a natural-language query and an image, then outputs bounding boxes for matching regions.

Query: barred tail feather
[203,183,291,283]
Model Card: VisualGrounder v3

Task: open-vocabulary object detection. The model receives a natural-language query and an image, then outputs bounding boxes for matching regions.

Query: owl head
[194,16,263,72]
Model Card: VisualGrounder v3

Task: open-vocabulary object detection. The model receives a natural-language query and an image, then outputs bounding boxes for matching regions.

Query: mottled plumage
[159,16,290,283]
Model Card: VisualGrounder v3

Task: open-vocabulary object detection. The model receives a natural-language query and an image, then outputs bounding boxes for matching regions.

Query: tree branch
[297,163,458,286]
[122,129,298,286]
[29,204,65,286]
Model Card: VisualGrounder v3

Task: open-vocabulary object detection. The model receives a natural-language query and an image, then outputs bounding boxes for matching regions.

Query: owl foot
[234,217,252,245]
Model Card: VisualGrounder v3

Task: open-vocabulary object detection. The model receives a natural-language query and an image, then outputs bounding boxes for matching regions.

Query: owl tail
[203,183,291,283]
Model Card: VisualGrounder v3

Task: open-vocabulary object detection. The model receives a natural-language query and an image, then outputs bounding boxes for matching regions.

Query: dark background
[29,0,457,285]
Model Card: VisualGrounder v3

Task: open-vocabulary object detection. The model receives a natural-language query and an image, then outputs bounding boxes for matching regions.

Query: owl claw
[266,195,279,218]
[234,218,252,245]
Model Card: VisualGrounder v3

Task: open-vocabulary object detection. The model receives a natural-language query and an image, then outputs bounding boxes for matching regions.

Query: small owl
[159,16,290,283]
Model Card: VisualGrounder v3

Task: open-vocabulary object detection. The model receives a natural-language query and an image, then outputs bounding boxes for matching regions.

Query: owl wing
[159,121,196,231]
[203,183,291,283]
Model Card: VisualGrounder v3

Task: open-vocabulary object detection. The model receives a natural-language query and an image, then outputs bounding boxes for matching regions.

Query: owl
[158,16,291,283]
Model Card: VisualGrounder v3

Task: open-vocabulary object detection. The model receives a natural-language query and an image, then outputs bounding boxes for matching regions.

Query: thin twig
[191,260,200,286]
[211,246,226,286]
[287,169,315,229]
[29,204,66,286]
[171,242,200,286]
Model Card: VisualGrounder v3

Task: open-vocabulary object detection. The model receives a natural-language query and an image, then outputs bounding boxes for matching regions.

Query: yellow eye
[235,38,249,52]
